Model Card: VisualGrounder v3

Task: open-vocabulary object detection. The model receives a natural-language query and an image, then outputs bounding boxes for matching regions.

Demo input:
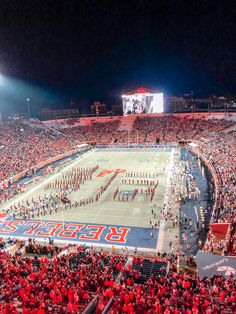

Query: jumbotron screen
[122,92,164,114]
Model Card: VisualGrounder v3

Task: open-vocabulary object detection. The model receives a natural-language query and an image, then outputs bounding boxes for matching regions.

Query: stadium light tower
[26,98,31,120]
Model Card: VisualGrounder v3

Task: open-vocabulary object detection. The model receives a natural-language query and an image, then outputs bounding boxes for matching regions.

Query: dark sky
[0,0,235,112]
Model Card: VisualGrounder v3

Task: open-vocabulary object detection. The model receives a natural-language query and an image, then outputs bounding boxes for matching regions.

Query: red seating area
[107,273,235,314]
[132,116,233,143]
[0,246,235,313]
[0,247,127,313]
[0,117,234,185]
[61,120,120,144]
[0,123,77,182]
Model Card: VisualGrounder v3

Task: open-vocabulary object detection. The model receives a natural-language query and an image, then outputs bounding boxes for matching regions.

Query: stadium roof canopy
[124,87,156,95]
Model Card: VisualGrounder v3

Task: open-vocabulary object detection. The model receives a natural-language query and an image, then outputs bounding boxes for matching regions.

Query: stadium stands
[0,246,128,313]
[0,114,235,312]
[0,244,235,313]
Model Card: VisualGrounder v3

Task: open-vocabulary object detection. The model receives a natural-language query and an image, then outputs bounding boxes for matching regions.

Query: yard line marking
[157,148,175,251]
[194,206,199,221]
[156,221,165,251]
[47,213,150,220]
[133,208,140,215]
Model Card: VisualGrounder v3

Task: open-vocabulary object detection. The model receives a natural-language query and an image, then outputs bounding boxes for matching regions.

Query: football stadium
[0,110,235,313]
[0,1,235,313]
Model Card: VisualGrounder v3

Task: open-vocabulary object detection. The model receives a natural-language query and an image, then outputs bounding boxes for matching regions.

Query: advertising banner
[196,251,236,279]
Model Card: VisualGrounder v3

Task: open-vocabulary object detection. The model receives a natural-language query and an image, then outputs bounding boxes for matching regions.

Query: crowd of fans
[0,244,235,313]
[0,117,233,185]
[197,132,236,223]
[196,132,236,254]
[132,116,234,143]
[25,239,62,257]
[0,122,77,182]
[107,272,235,314]
[0,246,127,313]
[61,120,120,145]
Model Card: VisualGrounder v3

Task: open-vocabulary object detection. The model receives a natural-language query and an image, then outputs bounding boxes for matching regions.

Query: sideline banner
[196,251,236,279]
[210,223,230,240]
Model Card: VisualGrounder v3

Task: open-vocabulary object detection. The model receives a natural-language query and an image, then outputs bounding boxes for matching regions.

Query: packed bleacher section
[197,132,236,223]
[0,244,235,313]
[108,272,235,314]
[196,131,236,255]
[132,116,234,143]
[0,118,233,185]
[0,246,128,313]
[62,120,120,144]
[0,121,88,205]
[61,125,87,142]
[0,122,76,182]
[25,239,62,257]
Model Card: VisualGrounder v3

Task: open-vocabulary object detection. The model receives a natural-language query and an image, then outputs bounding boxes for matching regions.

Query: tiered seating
[0,239,235,313]
[131,259,167,284]
[0,246,127,313]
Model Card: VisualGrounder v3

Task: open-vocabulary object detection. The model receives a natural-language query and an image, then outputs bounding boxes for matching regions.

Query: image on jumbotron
[0,1,235,313]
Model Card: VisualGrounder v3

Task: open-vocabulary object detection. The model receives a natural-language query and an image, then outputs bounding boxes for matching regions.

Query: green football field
[41,148,171,227]
[0,148,181,252]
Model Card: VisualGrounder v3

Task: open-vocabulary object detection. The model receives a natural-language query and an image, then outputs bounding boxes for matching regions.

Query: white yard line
[156,148,175,251]
[164,148,175,206]
[156,221,165,251]
[49,212,149,221]
[194,206,199,222]
[1,150,95,210]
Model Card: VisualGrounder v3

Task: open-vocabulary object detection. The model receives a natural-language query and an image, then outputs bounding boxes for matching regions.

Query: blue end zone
[0,219,158,249]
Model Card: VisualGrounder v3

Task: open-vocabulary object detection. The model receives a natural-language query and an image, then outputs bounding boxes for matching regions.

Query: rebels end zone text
[0,220,130,244]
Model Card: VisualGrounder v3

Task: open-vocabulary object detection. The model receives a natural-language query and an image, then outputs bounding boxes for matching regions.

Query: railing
[102,297,114,314]
[187,144,219,217]
[82,295,98,314]
[187,143,223,253]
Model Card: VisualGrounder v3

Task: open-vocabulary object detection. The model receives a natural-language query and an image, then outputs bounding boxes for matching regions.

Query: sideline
[0,234,159,256]
[156,148,175,251]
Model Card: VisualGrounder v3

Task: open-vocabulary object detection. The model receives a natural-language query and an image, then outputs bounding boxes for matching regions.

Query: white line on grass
[156,221,165,251]
[194,206,199,221]
[61,212,145,220]
[156,148,175,251]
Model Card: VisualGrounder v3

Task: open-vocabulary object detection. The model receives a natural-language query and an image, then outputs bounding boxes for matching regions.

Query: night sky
[0,0,235,113]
